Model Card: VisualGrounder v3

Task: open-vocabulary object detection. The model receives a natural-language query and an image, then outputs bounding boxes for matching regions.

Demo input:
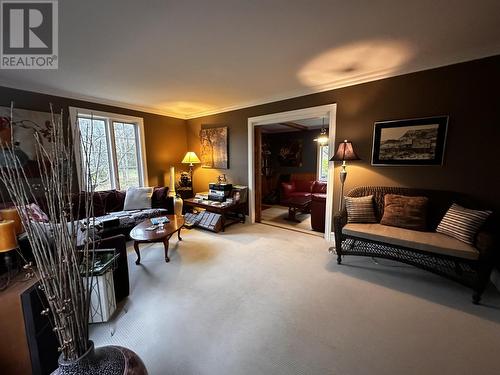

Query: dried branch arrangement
[0,104,97,360]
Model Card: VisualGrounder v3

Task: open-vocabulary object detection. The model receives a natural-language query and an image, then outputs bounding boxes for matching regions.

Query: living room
[0,1,500,375]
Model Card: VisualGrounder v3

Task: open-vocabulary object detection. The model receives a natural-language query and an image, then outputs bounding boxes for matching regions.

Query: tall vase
[174,195,183,216]
[52,341,147,375]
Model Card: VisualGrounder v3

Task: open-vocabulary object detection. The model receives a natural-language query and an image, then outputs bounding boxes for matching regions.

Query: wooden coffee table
[130,215,184,264]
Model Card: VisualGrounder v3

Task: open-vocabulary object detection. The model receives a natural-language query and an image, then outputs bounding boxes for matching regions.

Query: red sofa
[280,180,327,232]
[280,180,327,202]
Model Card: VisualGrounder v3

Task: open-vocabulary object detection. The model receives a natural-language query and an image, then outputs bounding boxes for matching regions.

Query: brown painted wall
[187,55,500,211]
[0,86,187,188]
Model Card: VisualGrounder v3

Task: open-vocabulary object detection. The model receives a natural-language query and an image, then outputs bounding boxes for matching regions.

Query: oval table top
[130,215,184,242]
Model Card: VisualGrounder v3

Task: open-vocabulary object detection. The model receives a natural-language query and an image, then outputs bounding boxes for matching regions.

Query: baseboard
[491,269,500,292]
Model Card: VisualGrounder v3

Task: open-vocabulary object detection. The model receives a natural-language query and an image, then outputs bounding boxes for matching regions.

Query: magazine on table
[151,216,170,225]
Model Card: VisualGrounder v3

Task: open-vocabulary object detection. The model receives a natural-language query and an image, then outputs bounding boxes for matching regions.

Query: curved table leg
[178,227,182,241]
[134,241,141,265]
[163,238,170,263]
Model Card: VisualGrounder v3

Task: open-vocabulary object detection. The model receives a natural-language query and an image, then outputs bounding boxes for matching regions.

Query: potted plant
[0,105,147,375]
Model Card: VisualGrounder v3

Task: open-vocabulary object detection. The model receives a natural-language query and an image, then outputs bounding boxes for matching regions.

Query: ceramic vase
[52,341,147,375]
[174,195,183,216]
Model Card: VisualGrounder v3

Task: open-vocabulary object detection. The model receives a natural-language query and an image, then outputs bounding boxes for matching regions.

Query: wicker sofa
[333,186,498,304]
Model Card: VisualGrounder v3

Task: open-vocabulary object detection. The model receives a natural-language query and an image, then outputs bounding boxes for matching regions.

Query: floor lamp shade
[330,140,361,211]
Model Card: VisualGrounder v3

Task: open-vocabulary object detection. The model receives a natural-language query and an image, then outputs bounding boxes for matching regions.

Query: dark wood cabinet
[0,273,59,375]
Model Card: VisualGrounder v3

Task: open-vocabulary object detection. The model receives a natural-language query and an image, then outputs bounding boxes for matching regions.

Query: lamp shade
[181,152,201,165]
[330,140,360,161]
[0,207,23,234]
[0,220,17,252]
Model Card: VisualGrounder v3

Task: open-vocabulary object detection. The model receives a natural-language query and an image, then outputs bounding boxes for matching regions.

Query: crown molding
[0,79,188,119]
[184,52,500,119]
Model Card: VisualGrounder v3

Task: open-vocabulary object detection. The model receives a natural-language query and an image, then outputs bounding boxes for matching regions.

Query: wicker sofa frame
[333,186,498,304]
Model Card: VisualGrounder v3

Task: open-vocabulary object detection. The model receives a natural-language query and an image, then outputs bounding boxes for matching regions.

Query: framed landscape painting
[371,116,448,166]
[199,126,228,169]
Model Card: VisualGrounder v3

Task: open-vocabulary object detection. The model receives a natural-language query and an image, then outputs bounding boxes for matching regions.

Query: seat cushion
[289,192,311,199]
[342,223,479,260]
[312,194,326,201]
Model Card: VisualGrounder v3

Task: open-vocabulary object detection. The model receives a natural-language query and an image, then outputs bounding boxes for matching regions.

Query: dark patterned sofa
[333,186,498,304]
[69,187,174,237]
[17,187,174,302]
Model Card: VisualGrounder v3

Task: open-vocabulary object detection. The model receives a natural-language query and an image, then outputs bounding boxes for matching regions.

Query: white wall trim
[247,104,337,242]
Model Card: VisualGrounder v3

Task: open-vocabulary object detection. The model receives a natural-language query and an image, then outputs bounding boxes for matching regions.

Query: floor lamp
[330,140,360,212]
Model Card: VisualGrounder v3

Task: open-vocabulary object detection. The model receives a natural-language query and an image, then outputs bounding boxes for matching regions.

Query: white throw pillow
[123,187,154,211]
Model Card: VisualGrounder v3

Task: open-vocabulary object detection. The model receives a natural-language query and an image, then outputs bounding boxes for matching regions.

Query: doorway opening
[247,104,337,241]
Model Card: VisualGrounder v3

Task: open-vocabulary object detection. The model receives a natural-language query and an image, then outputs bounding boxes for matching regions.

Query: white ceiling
[1,0,500,119]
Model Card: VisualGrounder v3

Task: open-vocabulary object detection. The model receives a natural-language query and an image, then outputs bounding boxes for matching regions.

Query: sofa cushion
[281,182,296,200]
[102,190,126,212]
[294,180,314,193]
[152,186,169,209]
[381,194,429,231]
[312,181,327,194]
[345,195,377,223]
[342,223,479,260]
[123,187,153,210]
[436,203,492,245]
[20,203,49,222]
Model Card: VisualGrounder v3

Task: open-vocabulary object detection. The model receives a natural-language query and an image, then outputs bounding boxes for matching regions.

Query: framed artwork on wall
[278,139,303,167]
[371,116,448,166]
[199,126,228,169]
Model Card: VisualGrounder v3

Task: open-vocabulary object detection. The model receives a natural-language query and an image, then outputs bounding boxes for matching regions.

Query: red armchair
[280,180,327,232]
[280,180,327,202]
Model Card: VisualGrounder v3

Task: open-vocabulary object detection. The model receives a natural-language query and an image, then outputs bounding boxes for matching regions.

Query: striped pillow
[345,195,377,223]
[436,203,491,244]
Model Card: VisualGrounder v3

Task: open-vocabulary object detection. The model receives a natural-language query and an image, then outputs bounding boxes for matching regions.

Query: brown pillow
[380,194,429,231]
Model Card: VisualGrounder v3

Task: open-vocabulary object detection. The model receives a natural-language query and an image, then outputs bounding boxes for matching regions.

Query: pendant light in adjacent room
[314,118,329,145]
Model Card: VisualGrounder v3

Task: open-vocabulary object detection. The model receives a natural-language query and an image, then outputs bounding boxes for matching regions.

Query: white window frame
[69,107,148,191]
[317,143,329,182]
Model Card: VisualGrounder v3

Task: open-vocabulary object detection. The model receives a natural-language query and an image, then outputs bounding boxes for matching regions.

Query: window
[71,108,147,191]
[317,144,329,182]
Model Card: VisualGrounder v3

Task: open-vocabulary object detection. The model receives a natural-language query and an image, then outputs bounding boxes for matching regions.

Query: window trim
[69,107,148,191]
[317,143,329,182]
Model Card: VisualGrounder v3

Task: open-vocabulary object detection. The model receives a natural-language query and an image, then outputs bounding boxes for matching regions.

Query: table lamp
[182,152,201,169]
[181,151,201,187]
[330,140,360,211]
[0,220,18,290]
[0,207,23,234]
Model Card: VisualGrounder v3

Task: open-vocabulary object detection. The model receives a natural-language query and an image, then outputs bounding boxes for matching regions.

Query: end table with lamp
[179,151,201,199]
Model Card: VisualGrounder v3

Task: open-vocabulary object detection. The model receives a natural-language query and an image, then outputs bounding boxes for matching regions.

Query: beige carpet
[90,223,500,375]
[261,205,322,236]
